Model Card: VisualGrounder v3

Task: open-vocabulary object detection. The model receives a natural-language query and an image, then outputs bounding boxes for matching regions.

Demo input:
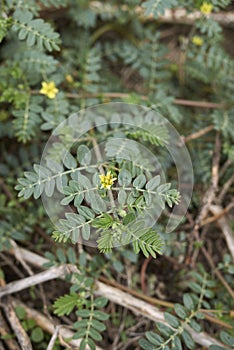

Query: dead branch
[0,265,77,299]
[31,90,224,109]
[183,125,214,143]
[218,173,234,203]
[210,205,234,261]
[95,282,229,349]
[148,8,234,28]
[201,202,234,227]
[6,247,230,349]
[0,310,20,350]
[1,300,32,350]
[11,299,103,350]
[90,2,234,28]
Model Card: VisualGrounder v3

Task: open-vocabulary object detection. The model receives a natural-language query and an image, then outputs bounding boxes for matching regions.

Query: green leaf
[94,297,108,308]
[89,327,102,341]
[183,294,195,311]
[181,329,195,349]
[133,174,146,189]
[67,247,77,264]
[82,224,91,240]
[118,189,127,205]
[204,289,214,298]
[195,311,205,320]
[79,339,87,350]
[145,331,164,345]
[89,193,106,212]
[139,339,153,350]
[146,175,161,190]
[92,319,106,332]
[220,331,234,346]
[189,282,202,294]
[53,294,79,316]
[123,212,136,225]
[31,327,44,343]
[87,338,96,350]
[73,329,87,339]
[156,322,173,337]
[94,310,109,321]
[56,248,66,263]
[77,145,91,165]
[190,319,201,333]
[132,228,164,258]
[92,214,113,229]
[142,0,178,18]
[118,169,132,186]
[122,250,138,263]
[15,306,26,320]
[172,336,182,350]
[74,193,84,207]
[164,312,180,328]
[12,10,60,52]
[63,153,77,169]
[78,206,95,219]
[76,309,90,318]
[113,260,124,272]
[174,304,188,319]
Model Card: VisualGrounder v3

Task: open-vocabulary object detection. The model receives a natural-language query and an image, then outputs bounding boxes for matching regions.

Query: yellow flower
[192,36,203,46]
[40,81,58,99]
[66,74,73,83]
[99,171,117,190]
[200,2,213,14]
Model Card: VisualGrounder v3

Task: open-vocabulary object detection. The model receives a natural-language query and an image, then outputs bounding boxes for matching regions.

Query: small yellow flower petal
[99,171,116,190]
[200,2,213,14]
[40,81,59,99]
[192,36,203,46]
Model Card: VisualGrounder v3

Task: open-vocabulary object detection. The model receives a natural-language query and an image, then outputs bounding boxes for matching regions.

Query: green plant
[139,271,213,349]
[1,0,234,349]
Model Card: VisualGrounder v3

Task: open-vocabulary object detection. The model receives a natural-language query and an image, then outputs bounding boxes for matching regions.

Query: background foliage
[0,0,234,349]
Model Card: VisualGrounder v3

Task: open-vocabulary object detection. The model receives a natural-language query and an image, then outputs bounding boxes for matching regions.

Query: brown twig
[10,239,50,318]
[90,2,234,28]
[218,173,234,203]
[219,159,232,178]
[0,265,77,299]
[46,325,62,350]
[1,299,32,350]
[0,310,20,350]
[201,202,234,227]
[99,276,174,309]
[183,125,214,143]
[209,205,234,261]
[31,90,223,109]
[140,256,152,294]
[5,247,232,347]
[11,299,103,350]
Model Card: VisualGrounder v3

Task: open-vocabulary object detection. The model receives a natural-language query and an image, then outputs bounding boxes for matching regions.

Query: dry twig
[1,300,32,350]
[11,299,103,350]
[0,310,20,350]
[210,205,234,261]
[90,2,234,28]
[5,246,231,349]
[0,265,77,299]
